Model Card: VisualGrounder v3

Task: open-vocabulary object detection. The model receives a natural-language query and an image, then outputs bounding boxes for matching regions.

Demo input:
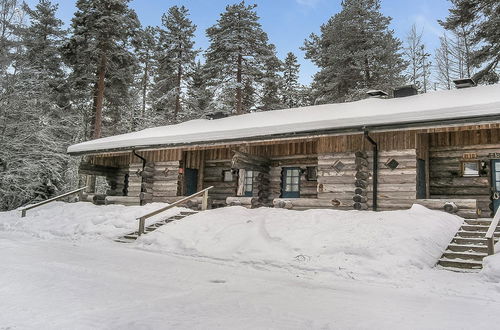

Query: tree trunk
[174,63,182,119]
[141,60,148,118]
[93,52,107,139]
[236,53,243,115]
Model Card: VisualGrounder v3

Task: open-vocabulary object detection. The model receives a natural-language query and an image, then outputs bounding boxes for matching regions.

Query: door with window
[244,170,254,197]
[491,160,500,214]
[282,167,300,198]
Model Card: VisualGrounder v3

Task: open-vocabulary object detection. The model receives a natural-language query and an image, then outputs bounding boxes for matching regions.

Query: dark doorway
[417,159,426,199]
[491,160,500,214]
[185,168,198,196]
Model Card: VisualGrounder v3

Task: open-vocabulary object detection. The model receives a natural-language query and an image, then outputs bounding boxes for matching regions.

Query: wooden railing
[486,207,500,255]
[19,186,88,218]
[136,186,213,236]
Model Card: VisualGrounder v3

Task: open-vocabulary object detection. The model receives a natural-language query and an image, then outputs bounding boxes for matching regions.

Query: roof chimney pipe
[393,85,418,98]
[453,78,476,89]
[366,90,388,98]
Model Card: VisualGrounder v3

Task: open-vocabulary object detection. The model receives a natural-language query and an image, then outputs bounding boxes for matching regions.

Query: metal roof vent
[453,78,476,89]
[393,85,418,98]
[366,90,388,98]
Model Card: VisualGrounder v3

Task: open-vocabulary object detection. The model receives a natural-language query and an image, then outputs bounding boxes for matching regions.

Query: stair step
[464,219,494,226]
[438,258,483,269]
[460,225,491,232]
[180,211,198,216]
[443,251,487,261]
[446,243,489,253]
[452,237,489,245]
[456,230,500,238]
[123,234,138,240]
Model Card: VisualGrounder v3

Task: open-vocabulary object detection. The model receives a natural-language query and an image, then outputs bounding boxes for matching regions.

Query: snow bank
[481,243,500,282]
[0,201,185,240]
[0,202,463,279]
[138,204,462,279]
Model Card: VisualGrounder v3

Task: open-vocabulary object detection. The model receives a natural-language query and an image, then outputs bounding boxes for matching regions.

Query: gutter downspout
[133,149,147,206]
[363,130,378,211]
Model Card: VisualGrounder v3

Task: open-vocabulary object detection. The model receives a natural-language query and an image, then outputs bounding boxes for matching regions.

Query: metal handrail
[485,207,500,255]
[136,186,214,236]
[19,186,88,217]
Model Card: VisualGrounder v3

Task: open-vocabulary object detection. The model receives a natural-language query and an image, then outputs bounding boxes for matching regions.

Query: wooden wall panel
[268,156,318,201]
[318,131,417,153]
[429,144,499,216]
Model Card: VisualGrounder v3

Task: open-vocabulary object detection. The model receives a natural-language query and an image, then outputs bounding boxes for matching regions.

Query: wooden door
[491,160,500,214]
[417,159,426,199]
[185,168,198,196]
[281,167,300,198]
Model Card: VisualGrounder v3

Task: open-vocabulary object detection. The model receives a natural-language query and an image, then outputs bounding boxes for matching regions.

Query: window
[223,170,233,182]
[244,170,253,197]
[461,160,480,177]
[282,167,300,198]
[306,166,317,181]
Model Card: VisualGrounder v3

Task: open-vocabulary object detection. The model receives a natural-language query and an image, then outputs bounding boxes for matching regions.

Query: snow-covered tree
[63,0,140,139]
[259,45,284,111]
[303,0,406,103]
[440,0,499,84]
[0,0,75,211]
[185,61,212,120]
[151,5,198,123]
[281,52,301,108]
[205,1,278,115]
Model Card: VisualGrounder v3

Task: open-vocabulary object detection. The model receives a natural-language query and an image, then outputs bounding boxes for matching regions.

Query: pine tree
[136,26,157,122]
[205,1,278,115]
[303,0,406,103]
[185,60,212,120]
[259,45,284,111]
[281,52,301,108]
[440,0,499,83]
[63,0,140,139]
[151,5,197,123]
[0,0,74,211]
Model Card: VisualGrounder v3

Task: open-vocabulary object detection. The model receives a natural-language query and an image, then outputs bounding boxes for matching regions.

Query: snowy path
[2,233,500,330]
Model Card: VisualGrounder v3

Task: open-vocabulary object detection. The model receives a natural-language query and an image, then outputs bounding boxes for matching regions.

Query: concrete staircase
[438,218,499,271]
[115,211,198,243]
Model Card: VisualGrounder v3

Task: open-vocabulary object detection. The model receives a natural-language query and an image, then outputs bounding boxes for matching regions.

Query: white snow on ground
[0,201,188,240]
[482,243,500,282]
[137,204,462,280]
[2,202,500,329]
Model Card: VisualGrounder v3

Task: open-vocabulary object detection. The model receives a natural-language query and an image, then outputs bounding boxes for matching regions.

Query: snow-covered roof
[68,84,500,155]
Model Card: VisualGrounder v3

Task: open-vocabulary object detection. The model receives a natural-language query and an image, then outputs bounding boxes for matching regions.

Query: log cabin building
[68,83,500,218]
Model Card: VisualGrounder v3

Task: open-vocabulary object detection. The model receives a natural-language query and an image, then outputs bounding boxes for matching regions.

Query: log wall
[152,161,180,203]
[269,156,318,201]
[203,159,236,206]
[376,149,417,210]
[429,144,499,216]
[317,152,357,209]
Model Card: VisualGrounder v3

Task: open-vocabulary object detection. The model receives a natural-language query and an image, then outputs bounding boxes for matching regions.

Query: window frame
[461,160,480,177]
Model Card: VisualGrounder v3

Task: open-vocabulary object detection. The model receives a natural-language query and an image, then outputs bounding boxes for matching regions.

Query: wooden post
[21,209,26,218]
[487,237,495,255]
[202,189,209,211]
[138,217,145,236]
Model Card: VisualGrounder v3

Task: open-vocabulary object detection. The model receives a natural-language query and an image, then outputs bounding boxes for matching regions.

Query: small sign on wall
[488,153,500,158]
[462,152,477,159]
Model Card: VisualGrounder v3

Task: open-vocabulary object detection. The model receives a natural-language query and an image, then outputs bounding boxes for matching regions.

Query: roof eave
[67,114,500,156]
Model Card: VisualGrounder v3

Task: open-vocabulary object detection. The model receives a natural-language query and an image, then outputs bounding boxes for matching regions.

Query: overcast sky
[24,0,452,85]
